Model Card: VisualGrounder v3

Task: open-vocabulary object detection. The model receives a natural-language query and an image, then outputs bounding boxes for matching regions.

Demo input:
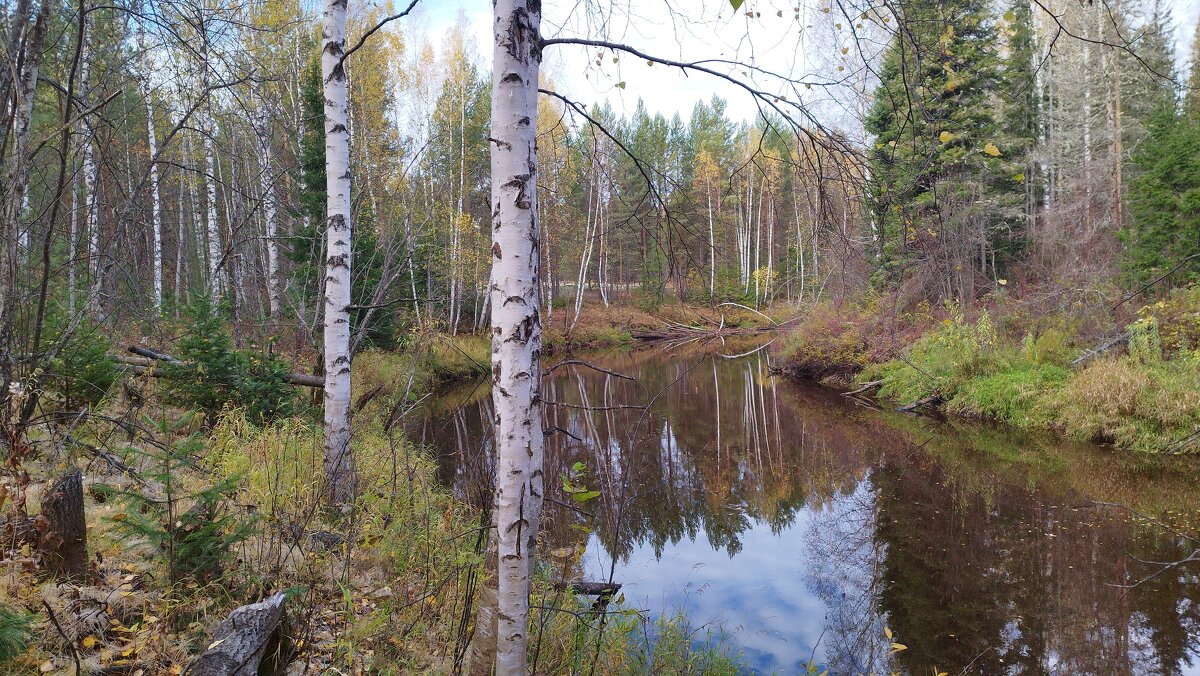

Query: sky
[411,0,1200,130]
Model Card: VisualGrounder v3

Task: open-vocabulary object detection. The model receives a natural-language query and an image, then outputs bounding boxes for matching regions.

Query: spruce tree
[864,0,1017,297]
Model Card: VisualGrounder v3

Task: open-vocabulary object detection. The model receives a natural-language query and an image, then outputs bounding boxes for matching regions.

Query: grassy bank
[776,285,1200,455]
[4,327,745,673]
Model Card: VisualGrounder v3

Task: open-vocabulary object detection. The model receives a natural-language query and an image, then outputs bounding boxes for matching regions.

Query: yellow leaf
[884,626,893,640]
[169,666,183,675]
[822,6,830,12]
[891,642,908,653]
[83,635,97,648]
[998,279,1008,286]
[1012,172,1025,183]
[939,131,955,143]
[841,47,849,54]
[616,81,626,89]
[983,142,1002,157]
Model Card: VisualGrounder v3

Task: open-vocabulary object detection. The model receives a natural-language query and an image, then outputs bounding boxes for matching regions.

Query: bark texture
[40,469,88,580]
[489,2,544,673]
[187,592,286,676]
[321,0,357,504]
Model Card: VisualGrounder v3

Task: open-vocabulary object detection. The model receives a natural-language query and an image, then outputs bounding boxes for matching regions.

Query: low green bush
[163,298,295,423]
[46,316,117,409]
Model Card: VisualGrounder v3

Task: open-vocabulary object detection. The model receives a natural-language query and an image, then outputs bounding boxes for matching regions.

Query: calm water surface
[413,340,1200,675]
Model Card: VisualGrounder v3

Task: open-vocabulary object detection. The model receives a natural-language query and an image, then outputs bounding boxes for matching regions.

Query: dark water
[412,339,1200,675]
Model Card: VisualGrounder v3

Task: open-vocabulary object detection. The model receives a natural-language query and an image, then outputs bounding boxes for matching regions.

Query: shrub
[778,304,876,381]
[103,414,255,584]
[163,298,295,423]
[46,316,117,409]
[868,308,1001,402]
[1136,284,1200,356]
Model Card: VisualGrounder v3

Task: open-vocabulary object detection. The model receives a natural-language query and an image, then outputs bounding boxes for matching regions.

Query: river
[412,338,1200,675]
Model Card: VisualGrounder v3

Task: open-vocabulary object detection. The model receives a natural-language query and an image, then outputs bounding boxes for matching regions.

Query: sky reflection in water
[416,341,1200,675]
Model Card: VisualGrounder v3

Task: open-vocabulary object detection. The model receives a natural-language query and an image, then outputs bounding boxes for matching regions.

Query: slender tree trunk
[321,0,357,504]
[257,107,281,317]
[489,2,543,671]
[0,0,51,402]
[139,26,163,313]
[199,23,222,294]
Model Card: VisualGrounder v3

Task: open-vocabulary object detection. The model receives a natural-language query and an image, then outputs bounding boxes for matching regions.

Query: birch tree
[321,0,357,503]
[488,0,544,671]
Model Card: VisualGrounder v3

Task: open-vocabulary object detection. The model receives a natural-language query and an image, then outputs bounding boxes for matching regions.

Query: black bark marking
[501,72,523,84]
[517,116,531,127]
[503,295,526,306]
[492,242,503,259]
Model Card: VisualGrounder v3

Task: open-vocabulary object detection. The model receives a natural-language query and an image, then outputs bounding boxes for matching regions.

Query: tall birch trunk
[321,0,357,504]
[1,0,51,400]
[139,26,163,312]
[257,105,281,317]
[199,25,223,294]
[489,1,543,671]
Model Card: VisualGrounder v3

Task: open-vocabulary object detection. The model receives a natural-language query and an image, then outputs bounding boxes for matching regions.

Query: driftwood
[897,394,943,413]
[116,346,324,388]
[40,469,88,580]
[843,379,884,396]
[1071,331,1129,368]
[187,592,287,676]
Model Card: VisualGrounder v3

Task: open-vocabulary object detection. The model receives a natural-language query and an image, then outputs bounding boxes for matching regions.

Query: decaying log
[843,379,884,396]
[115,346,324,388]
[188,592,287,676]
[40,469,88,580]
[897,394,943,413]
[1071,331,1129,368]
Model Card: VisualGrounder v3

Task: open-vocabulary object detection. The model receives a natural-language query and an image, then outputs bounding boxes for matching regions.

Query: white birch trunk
[139,27,163,313]
[199,28,223,294]
[489,1,544,671]
[321,0,357,504]
[1,0,49,361]
[257,107,281,317]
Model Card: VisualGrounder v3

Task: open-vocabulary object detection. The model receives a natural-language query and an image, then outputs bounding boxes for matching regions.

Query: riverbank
[5,322,746,673]
[775,285,1200,455]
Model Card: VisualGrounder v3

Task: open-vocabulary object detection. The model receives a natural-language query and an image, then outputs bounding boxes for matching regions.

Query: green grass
[851,310,1200,455]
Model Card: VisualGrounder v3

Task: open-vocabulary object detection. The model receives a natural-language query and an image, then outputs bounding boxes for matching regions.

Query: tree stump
[188,592,287,676]
[40,468,88,581]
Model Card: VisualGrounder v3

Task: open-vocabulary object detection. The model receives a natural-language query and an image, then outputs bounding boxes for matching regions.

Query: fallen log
[897,394,943,413]
[115,348,324,388]
[188,592,287,676]
[843,379,884,396]
[1070,331,1128,368]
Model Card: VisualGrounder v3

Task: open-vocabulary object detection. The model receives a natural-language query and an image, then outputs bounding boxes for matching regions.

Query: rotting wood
[40,468,88,580]
[187,592,287,676]
[897,394,943,413]
[843,380,883,396]
[1070,331,1128,368]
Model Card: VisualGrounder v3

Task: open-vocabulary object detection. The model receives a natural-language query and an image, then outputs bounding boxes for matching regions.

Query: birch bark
[321,0,357,504]
[489,1,543,671]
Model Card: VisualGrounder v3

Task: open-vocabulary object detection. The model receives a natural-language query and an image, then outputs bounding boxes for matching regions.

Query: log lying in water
[897,394,943,413]
[188,592,287,676]
[114,346,324,388]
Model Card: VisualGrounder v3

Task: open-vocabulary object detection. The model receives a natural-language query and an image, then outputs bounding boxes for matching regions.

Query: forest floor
[773,284,1200,456]
[3,318,745,674]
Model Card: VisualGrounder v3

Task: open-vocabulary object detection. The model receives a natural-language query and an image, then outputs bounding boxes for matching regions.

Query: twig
[39,600,81,675]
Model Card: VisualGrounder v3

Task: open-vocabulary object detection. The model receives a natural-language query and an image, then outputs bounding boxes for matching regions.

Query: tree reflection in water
[413,340,1200,674]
